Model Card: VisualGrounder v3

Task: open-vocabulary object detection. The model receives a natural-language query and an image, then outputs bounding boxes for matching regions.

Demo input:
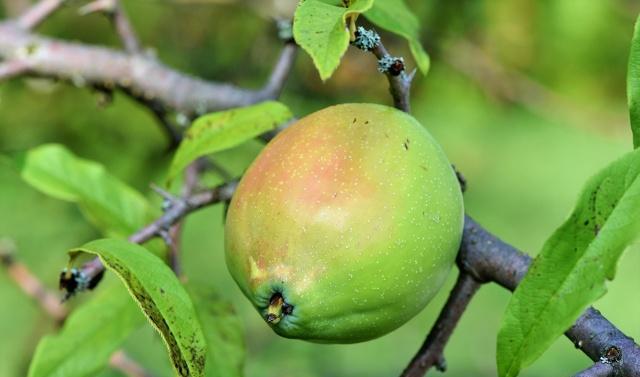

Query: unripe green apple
[224,103,464,343]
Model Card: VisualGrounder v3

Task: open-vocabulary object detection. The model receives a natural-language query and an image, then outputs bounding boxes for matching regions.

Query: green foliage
[293,0,374,81]
[628,12,640,149]
[497,147,640,377]
[168,101,292,181]
[363,0,430,74]
[28,283,144,377]
[187,283,245,377]
[70,239,207,377]
[2,3,639,377]
[20,144,154,238]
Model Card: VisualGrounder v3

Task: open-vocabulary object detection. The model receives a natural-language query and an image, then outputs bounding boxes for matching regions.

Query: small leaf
[20,144,154,237]
[627,12,640,148]
[186,282,245,377]
[71,239,207,377]
[497,148,640,377]
[364,0,430,74]
[28,283,144,377]
[293,0,374,80]
[168,101,292,181]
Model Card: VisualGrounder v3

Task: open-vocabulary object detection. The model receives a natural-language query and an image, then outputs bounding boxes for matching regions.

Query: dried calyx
[265,292,293,324]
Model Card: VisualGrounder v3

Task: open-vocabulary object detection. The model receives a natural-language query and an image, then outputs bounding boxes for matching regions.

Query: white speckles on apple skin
[224,103,464,343]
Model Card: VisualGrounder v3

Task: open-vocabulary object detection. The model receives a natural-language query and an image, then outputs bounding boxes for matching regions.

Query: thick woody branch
[0,58,28,80]
[573,362,614,377]
[402,216,640,377]
[0,22,297,116]
[460,216,640,376]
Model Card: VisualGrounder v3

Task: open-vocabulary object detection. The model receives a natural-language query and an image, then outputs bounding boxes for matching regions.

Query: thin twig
[15,0,65,30]
[400,273,481,376]
[78,0,141,54]
[130,180,238,244]
[0,241,154,376]
[0,239,68,324]
[110,1,140,54]
[120,86,182,149]
[259,117,296,143]
[257,43,297,100]
[166,159,205,276]
[109,350,156,377]
[370,42,414,113]
[1,241,152,376]
[65,180,238,292]
[443,40,628,136]
[351,26,414,112]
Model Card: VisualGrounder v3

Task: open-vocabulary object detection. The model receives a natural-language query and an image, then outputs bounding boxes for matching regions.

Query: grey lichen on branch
[351,26,414,113]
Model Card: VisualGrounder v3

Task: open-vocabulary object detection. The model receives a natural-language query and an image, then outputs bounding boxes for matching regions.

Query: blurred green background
[1,0,639,376]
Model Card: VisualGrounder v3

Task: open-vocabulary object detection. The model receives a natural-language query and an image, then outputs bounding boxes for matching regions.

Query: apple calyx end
[265,292,293,325]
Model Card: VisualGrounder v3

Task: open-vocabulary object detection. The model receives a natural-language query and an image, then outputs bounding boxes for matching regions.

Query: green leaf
[628,12,640,148]
[28,283,144,377]
[186,283,245,377]
[71,239,207,377]
[20,144,153,237]
[168,101,292,181]
[293,0,374,80]
[497,148,640,377]
[364,0,430,74]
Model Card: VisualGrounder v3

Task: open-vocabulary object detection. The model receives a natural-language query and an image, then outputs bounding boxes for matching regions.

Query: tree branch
[258,42,297,101]
[352,27,414,112]
[346,24,638,377]
[1,239,154,376]
[109,350,156,377]
[457,216,640,377]
[62,179,238,297]
[400,272,481,376]
[15,0,65,30]
[442,39,627,136]
[370,42,414,113]
[0,21,296,116]
[78,0,141,54]
[0,238,68,324]
[573,362,614,377]
[0,58,27,80]
[164,159,205,277]
[3,0,31,18]
[7,10,631,376]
